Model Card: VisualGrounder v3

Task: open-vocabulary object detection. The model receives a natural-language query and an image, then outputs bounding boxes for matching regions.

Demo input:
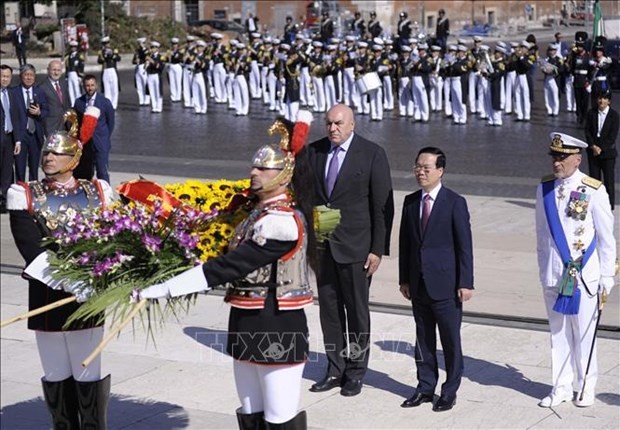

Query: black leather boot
[265,411,307,430]
[236,407,266,430]
[75,374,111,429]
[41,377,80,430]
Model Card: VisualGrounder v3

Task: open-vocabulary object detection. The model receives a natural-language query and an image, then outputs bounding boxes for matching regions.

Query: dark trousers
[15,46,27,67]
[317,247,371,382]
[73,142,94,180]
[574,86,589,123]
[14,132,41,182]
[411,279,463,397]
[587,153,616,208]
[93,147,110,183]
[0,131,15,205]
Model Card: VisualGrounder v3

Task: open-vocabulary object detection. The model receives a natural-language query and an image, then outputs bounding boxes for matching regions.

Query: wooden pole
[81,299,147,368]
[0,296,77,328]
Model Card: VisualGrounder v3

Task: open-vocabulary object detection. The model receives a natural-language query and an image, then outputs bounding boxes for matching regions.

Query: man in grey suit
[307,104,394,397]
[39,60,71,137]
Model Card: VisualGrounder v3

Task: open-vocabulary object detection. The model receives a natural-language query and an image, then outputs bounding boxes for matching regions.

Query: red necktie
[54,82,64,103]
[421,194,432,234]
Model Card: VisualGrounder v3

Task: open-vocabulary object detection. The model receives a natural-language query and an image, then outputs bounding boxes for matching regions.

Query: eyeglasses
[413,164,437,173]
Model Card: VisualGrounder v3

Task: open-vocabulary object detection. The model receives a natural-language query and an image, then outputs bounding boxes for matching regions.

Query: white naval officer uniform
[535,135,616,408]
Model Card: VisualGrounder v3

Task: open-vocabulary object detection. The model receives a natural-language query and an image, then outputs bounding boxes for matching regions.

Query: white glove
[599,277,615,296]
[138,265,210,301]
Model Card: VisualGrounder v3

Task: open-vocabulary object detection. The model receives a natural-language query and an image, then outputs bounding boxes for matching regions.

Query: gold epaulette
[582,176,602,189]
[541,174,556,183]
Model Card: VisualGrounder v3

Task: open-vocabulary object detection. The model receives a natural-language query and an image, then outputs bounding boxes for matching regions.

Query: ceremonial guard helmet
[251,111,313,192]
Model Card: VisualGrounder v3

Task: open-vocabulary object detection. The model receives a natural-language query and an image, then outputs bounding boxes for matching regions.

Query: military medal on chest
[566,186,590,221]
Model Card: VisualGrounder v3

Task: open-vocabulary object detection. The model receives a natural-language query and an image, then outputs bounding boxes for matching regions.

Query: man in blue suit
[10,64,48,182]
[73,74,115,183]
[398,146,474,412]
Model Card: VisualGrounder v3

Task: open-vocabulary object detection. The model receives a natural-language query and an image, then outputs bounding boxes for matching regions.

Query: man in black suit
[12,22,28,67]
[398,147,474,412]
[584,90,618,209]
[1,65,20,213]
[39,60,71,137]
[435,9,450,51]
[307,104,394,397]
[10,64,48,182]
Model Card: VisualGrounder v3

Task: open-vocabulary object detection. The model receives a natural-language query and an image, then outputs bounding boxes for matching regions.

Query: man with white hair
[535,132,616,408]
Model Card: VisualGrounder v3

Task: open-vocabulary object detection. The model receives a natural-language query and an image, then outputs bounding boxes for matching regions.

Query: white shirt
[22,86,33,106]
[325,132,354,178]
[597,106,609,137]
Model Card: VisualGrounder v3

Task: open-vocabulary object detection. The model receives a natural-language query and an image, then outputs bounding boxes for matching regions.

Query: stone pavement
[1,171,619,429]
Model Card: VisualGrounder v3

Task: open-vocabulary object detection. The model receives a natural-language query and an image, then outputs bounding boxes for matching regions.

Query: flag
[592,0,604,39]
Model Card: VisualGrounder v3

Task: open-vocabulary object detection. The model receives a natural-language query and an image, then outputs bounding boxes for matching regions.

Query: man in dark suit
[39,60,71,137]
[1,65,21,213]
[73,75,115,183]
[10,64,48,182]
[307,104,394,397]
[12,22,28,67]
[584,90,618,209]
[435,9,450,51]
[398,146,474,412]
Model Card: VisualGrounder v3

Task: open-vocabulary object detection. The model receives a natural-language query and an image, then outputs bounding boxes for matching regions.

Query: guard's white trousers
[369,87,384,120]
[261,66,270,104]
[542,286,598,395]
[504,70,516,113]
[544,75,560,116]
[102,68,119,109]
[411,76,429,121]
[300,67,313,107]
[382,75,394,110]
[283,101,299,123]
[565,75,576,111]
[398,77,413,116]
[249,60,261,99]
[234,74,250,115]
[449,77,467,124]
[324,75,338,109]
[343,67,356,107]
[227,72,235,109]
[312,76,326,112]
[182,66,193,107]
[514,74,530,120]
[147,73,162,112]
[468,71,480,113]
[443,78,452,116]
[168,63,183,102]
[36,327,104,382]
[135,64,149,106]
[234,360,305,424]
[213,63,227,103]
[429,76,443,112]
[67,71,82,107]
[477,77,489,118]
[192,72,207,114]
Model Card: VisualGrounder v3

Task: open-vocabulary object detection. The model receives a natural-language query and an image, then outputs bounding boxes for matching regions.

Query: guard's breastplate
[27,179,103,231]
[225,204,313,310]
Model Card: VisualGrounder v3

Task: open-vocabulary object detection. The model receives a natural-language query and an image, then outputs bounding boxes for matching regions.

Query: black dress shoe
[401,392,434,408]
[433,395,456,412]
[340,379,362,397]
[309,376,341,393]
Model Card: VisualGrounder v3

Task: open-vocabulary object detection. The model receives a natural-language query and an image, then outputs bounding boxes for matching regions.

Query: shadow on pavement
[597,392,620,407]
[0,394,189,429]
[375,339,551,400]
[505,199,536,210]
